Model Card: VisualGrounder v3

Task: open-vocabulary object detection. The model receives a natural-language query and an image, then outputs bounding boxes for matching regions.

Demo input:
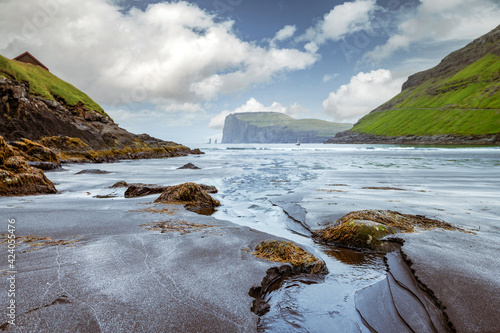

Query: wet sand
[2,145,499,332]
[0,193,281,332]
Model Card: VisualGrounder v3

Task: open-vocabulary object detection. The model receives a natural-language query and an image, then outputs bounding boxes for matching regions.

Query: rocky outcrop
[0,78,203,160]
[9,138,61,170]
[0,136,57,196]
[222,112,352,143]
[154,182,220,213]
[124,184,169,198]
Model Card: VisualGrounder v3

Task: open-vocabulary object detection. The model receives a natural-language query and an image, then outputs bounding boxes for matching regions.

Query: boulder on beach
[124,184,170,198]
[154,182,220,212]
[0,136,57,196]
[177,163,200,169]
[253,240,328,274]
[313,210,458,250]
[75,169,111,175]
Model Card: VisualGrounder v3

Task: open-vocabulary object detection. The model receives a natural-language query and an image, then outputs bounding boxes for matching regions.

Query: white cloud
[364,0,500,63]
[208,97,309,129]
[270,25,297,47]
[322,69,404,122]
[0,0,317,112]
[300,0,377,46]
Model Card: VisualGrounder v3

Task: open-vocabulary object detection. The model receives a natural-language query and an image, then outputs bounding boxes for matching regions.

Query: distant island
[327,24,500,145]
[222,112,352,143]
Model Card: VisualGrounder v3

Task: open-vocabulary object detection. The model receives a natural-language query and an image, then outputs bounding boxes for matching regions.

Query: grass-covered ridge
[0,54,108,117]
[352,53,500,137]
[236,112,352,136]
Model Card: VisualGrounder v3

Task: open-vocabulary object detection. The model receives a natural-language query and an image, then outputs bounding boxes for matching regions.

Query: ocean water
[17,144,500,331]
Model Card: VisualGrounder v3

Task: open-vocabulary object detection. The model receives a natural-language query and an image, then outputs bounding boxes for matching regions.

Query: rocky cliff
[327,24,500,145]
[0,53,202,162]
[0,54,201,195]
[222,112,352,144]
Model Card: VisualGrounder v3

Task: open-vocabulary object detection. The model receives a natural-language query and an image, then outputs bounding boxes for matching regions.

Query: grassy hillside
[351,53,500,137]
[0,54,107,117]
[236,112,352,136]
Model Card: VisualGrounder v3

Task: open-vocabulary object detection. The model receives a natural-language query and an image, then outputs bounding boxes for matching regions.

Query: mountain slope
[222,112,352,143]
[328,24,500,145]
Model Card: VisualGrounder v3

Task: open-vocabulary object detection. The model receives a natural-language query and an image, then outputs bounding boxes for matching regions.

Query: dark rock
[154,182,220,212]
[177,163,200,170]
[124,184,170,198]
[110,181,129,188]
[26,161,61,171]
[0,136,57,196]
[199,184,218,193]
[75,169,111,175]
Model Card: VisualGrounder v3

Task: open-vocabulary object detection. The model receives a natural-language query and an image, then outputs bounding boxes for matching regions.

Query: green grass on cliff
[236,112,352,136]
[0,54,108,117]
[352,53,500,136]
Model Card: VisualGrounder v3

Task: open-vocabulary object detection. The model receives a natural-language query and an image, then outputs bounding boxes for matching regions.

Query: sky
[0,0,499,144]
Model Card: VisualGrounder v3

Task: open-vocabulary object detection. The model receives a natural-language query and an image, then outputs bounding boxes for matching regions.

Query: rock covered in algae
[0,136,57,196]
[253,240,328,274]
[154,182,220,211]
[313,210,458,250]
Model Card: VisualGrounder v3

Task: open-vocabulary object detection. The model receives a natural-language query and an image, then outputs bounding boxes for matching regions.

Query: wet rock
[0,136,57,196]
[154,182,220,213]
[9,138,61,170]
[124,184,169,198]
[199,184,218,194]
[253,240,328,274]
[110,180,129,188]
[75,169,111,175]
[26,161,61,171]
[177,163,200,169]
[249,240,328,317]
[313,210,458,250]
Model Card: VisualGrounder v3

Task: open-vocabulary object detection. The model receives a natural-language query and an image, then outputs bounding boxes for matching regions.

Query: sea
[25,144,500,331]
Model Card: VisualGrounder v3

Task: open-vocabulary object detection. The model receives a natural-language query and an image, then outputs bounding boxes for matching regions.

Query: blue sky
[1,0,499,144]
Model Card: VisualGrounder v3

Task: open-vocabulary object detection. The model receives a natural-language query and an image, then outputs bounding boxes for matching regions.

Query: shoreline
[1,149,499,332]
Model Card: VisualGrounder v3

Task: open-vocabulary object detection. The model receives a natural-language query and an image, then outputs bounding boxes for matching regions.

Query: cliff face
[0,78,201,161]
[222,112,352,143]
